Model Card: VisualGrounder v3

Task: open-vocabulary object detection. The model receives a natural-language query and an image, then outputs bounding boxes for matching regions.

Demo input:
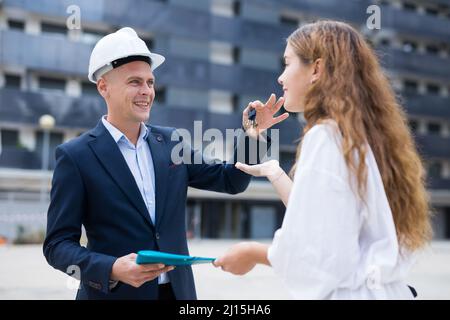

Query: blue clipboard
[136,250,216,266]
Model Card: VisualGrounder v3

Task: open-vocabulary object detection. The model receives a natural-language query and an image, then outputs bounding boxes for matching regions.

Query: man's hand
[110,253,174,288]
[242,93,289,139]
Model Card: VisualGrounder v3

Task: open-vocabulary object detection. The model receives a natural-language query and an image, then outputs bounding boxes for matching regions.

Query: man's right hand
[110,253,174,288]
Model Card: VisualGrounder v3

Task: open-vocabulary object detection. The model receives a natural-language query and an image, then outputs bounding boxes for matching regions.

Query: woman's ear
[310,58,323,84]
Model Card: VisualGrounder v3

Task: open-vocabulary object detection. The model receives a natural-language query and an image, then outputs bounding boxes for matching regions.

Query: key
[247,108,257,128]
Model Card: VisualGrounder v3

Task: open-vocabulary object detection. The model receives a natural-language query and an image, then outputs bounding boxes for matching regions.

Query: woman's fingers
[235,162,252,174]
[235,162,260,176]
[271,96,285,113]
[271,112,290,126]
[242,104,251,121]
[264,93,276,108]
[212,258,222,267]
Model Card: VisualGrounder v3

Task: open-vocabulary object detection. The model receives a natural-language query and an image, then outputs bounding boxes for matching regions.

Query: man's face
[98,61,155,123]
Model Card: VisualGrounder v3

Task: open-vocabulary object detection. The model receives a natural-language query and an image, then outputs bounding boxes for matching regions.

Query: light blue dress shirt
[102,116,169,285]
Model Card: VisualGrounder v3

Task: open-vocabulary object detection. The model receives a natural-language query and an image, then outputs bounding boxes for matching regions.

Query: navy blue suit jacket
[43,120,267,300]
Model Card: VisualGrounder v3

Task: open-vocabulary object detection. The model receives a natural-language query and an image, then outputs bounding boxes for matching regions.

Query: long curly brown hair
[288,20,432,252]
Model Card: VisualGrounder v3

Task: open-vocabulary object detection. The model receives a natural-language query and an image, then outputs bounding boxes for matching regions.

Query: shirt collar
[101,115,149,144]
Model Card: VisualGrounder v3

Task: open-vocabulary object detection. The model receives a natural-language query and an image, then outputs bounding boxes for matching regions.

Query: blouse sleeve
[267,125,362,299]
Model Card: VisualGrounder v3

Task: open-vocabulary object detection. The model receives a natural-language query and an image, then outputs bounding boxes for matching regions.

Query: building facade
[0,0,449,241]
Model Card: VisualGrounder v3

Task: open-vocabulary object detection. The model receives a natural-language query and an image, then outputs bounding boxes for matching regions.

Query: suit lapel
[147,127,169,229]
[88,120,154,229]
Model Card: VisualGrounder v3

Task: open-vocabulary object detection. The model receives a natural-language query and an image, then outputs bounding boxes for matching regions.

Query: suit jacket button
[156,136,162,142]
[155,232,160,240]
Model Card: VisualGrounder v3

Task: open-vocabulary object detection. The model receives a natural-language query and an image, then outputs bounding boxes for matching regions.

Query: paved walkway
[0,240,449,299]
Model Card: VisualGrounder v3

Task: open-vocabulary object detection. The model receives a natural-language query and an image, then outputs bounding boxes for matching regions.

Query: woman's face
[278,43,313,113]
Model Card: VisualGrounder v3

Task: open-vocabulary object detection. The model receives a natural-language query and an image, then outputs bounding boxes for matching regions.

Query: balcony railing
[0,88,299,144]
[379,47,450,81]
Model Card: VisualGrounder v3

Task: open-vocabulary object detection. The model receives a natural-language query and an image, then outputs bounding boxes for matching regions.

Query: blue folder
[136,250,216,266]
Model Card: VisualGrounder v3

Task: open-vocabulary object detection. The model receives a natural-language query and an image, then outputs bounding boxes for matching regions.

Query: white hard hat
[88,27,165,83]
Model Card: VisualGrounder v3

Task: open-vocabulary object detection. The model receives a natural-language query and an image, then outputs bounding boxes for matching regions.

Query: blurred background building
[0,0,449,242]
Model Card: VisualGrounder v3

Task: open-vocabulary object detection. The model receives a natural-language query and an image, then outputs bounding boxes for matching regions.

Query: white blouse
[267,120,416,299]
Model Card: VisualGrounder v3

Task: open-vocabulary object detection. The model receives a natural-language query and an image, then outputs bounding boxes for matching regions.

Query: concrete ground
[0,240,449,300]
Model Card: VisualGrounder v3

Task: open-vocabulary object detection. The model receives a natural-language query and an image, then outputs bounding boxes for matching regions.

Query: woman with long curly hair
[214,20,432,299]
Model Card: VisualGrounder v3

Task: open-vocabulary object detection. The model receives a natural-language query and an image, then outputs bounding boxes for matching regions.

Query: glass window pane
[4,74,21,89]
[1,129,19,147]
[39,76,66,92]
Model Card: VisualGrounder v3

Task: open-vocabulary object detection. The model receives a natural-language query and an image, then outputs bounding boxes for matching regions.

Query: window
[4,74,21,89]
[427,122,441,135]
[232,47,240,63]
[426,83,441,95]
[403,79,418,94]
[428,161,442,179]
[280,15,299,28]
[39,76,66,92]
[425,44,440,55]
[155,86,166,104]
[403,2,417,11]
[402,41,417,53]
[209,90,233,114]
[233,0,241,16]
[8,19,25,31]
[41,22,67,36]
[210,41,234,65]
[81,81,98,96]
[232,94,240,112]
[211,0,238,17]
[425,7,439,16]
[80,28,105,44]
[0,129,19,147]
[380,38,391,47]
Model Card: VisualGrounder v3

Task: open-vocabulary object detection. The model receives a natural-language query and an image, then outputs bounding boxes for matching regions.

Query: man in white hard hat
[43,27,287,300]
